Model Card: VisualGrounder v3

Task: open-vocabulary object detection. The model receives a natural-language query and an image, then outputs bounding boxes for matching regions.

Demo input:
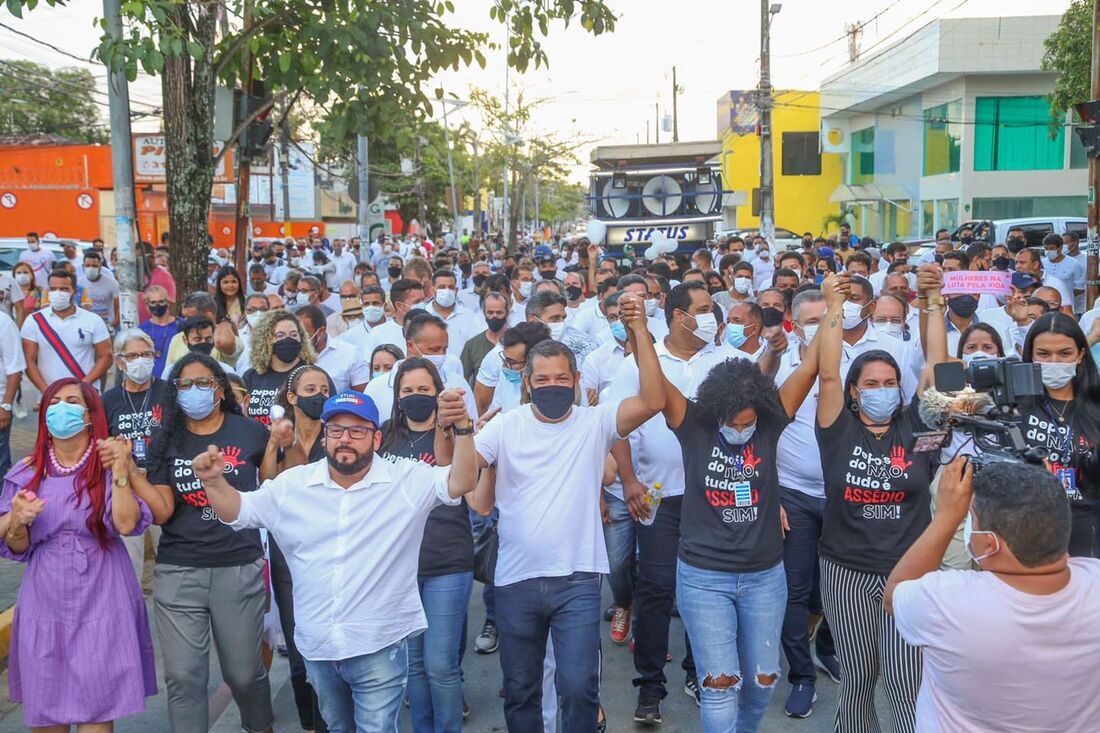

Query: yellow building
[718,90,842,236]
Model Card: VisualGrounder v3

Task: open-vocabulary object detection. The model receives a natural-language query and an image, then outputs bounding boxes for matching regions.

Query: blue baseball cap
[321,391,380,427]
[534,245,554,259]
[817,246,835,260]
[1011,272,1039,290]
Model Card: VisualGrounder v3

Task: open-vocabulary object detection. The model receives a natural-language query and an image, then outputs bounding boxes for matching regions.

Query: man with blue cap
[190,388,478,732]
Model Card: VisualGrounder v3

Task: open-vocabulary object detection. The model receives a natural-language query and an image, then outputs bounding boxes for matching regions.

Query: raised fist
[191,445,226,483]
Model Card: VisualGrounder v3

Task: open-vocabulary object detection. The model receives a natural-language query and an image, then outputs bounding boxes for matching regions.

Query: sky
[0,0,1075,182]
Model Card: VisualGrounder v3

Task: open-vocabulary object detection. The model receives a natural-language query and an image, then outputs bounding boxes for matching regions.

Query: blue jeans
[0,419,11,479]
[303,639,408,733]
[408,572,473,733]
[469,508,497,622]
[677,560,788,733]
[495,572,602,733]
[602,491,636,608]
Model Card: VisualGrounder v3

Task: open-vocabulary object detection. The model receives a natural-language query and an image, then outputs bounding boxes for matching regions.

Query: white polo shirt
[363,357,476,421]
[0,312,26,403]
[230,457,458,660]
[315,338,371,393]
[429,302,480,358]
[580,339,627,397]
[20,306,109,389]
[354,319,406,361]
[605,340,727,498]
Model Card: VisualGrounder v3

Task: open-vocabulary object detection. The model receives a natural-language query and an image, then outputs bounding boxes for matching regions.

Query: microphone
[918,387,995,431]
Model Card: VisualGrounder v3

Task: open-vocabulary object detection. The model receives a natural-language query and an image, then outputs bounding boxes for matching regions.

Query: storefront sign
[607,223,708,246]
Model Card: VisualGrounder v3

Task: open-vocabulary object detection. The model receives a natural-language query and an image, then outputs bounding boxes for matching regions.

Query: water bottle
[638,482,663,527]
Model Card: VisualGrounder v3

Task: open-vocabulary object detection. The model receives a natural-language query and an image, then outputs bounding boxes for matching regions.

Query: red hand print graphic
[889,445,912,473]
[151,404,163,425]
[742,444,763,471]
[221,445,244,471]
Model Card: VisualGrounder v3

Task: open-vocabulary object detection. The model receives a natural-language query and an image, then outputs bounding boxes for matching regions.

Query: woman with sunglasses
[128,353,276,733]
[0,378,155,730]
[242,309,317,423]
[378,357,473,733]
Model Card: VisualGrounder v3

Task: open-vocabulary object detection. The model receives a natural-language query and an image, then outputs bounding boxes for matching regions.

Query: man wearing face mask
[364,314,476,419]
[247,264,278,297]
[239,294,270,351]
[605,281,727,718]
[717,302,767,362]
[459,260,491,312]
[355,279,424,359]
[510,264,537,322]
[381,255,405,295]
[525,291,599,365]
[752,241,775,292]
[163,316,238,378]
[1014,247,1074,312]
[429,269,479,358]
[886,459,1100,733]
[869,242,916,295]
[296,305,368,393]
[1041,233,1085,314]
[714,261,756,314]
[461,291,511,384]
[336,285,389,354]
[841,276,919,397]
[19,232,55,290]
[325,281,364,338]
[563,271,588,321]
[22,268,112,393]
[80,251,121,332]
[139,285,178,378]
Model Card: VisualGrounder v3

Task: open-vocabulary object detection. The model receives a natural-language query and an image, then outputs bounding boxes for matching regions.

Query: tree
[6,0,617,295]
[1042,0,1094,133]
[0,60,107,143]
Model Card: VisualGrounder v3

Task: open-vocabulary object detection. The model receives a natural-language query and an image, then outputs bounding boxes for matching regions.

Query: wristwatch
[452,423,474,436]
[113,475,130,488]
[0,403,12,412]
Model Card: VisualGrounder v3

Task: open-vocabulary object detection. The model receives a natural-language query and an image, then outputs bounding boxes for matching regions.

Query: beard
[326,446,374,476]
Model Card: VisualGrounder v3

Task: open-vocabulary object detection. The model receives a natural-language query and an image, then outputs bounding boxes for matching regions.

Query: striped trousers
[819,558,921,733]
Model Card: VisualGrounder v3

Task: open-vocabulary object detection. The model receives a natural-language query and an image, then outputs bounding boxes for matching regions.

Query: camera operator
[1019,312,1100,556]
[885,458,1100,733]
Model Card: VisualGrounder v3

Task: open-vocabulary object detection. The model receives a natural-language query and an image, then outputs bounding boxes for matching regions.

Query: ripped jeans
[676,560,787,733]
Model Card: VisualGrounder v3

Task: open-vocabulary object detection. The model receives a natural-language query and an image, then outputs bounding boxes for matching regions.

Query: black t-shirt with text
[817,400,935,576]
[102,379,170,469]
[242,366,295,424]
[1017,399,1098,505]
[672,399,786,574]
[380,422,473,578]
[148,413,269,567]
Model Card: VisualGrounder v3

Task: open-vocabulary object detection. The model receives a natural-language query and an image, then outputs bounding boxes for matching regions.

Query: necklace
[48,441,93,476]
[124,385,153,434]
[1049,398,1072,424]
[409,428,433,448]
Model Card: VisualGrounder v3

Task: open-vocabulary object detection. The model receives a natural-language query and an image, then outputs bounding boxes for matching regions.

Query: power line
[0,58,160,111]
[0,20,98,65]
[773,0,908,59]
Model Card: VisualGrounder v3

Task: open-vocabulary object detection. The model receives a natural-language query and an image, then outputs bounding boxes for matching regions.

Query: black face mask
[189,342,214,356]
[295,392,327,420]
[959,236,974,245]
[540,269,556,280]
[504,266,516,279]
[992,256,1012,271]
[472,274,487,288]
[272,337,302,363]
[400,394,437,423]
[565,285,583,301]
[460,263,472,276]
[947,294,979,319]
[531,385,574,420]
[150,304,169,318]
[485,316,507,333]
[388,266,403,279]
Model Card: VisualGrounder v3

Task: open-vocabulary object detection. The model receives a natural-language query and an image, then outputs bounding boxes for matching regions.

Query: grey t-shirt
[81,272,120,325]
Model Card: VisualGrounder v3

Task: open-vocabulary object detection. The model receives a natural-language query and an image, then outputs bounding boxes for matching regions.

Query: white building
[819,15,1089,242]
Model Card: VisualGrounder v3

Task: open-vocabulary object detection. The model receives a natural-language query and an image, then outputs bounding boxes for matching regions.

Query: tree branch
[213,13,284,76]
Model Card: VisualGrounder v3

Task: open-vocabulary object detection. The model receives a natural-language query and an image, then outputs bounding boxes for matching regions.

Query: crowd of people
[0,223,1099,733]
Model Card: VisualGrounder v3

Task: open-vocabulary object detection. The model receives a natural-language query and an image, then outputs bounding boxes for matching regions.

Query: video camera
[918,357,1048,469]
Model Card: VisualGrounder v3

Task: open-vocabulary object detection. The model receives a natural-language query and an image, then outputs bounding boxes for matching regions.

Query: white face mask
[645,298,660,317]
[545,321,566,339]
[733,277,752,295]
[14,273,31,286]
[362,305,385,323]
[420,352,448,371]
[518,281,533,299]
[757,249,771,260]
[28,241,40,251]
[684,311,718,344]
[1039,361,1077,390]
[85,266,101,281]
[245,311,267,329]
[842,300,867,330]
[962,351,994,368]
[435,288,456,308]
[873,321,903,340]
[48,290,72,312]
[125,356,155,384]
[798,323,818,346]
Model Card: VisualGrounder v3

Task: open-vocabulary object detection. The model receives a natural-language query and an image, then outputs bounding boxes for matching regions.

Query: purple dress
[0,458,157,727]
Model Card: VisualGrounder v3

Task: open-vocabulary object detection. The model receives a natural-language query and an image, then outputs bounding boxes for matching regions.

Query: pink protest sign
[941,271,1011,296]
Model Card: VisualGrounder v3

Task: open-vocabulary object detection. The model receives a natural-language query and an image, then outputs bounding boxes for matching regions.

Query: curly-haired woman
[241,309,317,423]
[636,276,838,733]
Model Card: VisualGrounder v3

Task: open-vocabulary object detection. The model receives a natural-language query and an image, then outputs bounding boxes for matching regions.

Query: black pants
[270,538,328,732]
[1070,502,1098,558]
[779,487,836,685]
[632,495,696,700]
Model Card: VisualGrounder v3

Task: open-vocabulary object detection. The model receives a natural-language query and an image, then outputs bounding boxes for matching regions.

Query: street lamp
[439,97,469,242]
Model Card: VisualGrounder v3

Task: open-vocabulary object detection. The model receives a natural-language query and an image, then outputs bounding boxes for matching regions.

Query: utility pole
[357,134,370,261]
[279,115,292,243]
[534,176,541,240]
[233,0,254,275]
[415,133,426,233]
[472,137,481,236]
[757,0,779,247]
[654,102,660,144]
[672,66,680,143]
[502,17,512,251]
[103,0,139,328]
[1088,0,1100,308]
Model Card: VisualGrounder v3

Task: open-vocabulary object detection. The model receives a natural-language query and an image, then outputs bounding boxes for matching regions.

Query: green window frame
[974,96,1064,171]
[850,127,875,184]
[923,100,962,176]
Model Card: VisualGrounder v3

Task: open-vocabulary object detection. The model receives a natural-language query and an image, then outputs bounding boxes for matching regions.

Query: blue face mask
[531,385,574,420]
[610,321,628,343]
[858,386,901,424]
[178,385,218,420]
[502,367,524,385]
[718,421,756,446]
[45,401,88,439]
[724,323,748,348]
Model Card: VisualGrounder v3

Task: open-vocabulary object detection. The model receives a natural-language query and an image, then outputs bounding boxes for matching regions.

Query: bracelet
[6,526,26,541]
[923,306,944,313]
[452,424,475,436]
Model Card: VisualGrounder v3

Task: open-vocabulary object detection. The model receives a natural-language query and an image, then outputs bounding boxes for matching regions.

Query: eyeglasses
[174,376,219,390]
[499,352,527,370]
[121,350,155,361]
[323,424,376,440]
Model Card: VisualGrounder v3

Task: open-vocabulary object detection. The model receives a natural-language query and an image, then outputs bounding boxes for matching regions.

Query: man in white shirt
[21,269,112,392]
[60,240,85,279]
[869,242,917,295]
[1041,233,1085,315]
[337,285,389,353]
[716,301,768,362]
[80,251,120,332]
[428,270,479,358]
[459,260,491,313]
[1015,247,1073,313]
[330,239,358,288]
[0,310,25,476]
[886,459,1100,733]
[1062,231,1089,314]
[472,301,663,733]
[19,232,56,290]
[353,279,425,361]
[194,389,478,733]
[297,305,370,393]
[247,264,279,297]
